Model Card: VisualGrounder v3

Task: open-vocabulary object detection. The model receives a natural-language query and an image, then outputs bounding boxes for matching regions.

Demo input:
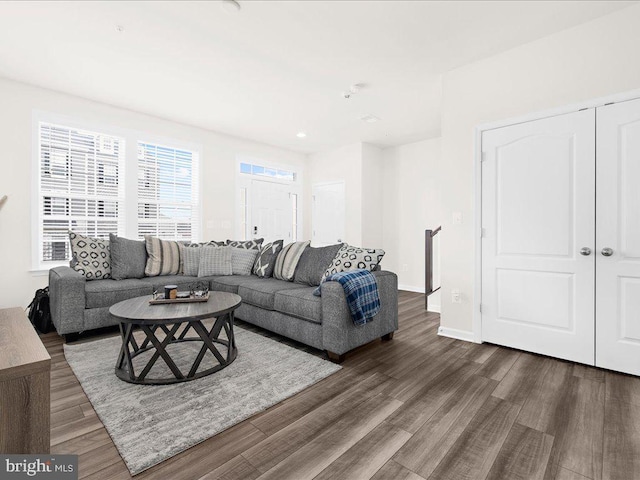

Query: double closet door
[481,98,640,376]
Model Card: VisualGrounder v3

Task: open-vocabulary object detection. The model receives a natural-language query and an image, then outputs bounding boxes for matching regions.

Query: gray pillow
[294,243,343,286]
[226,238,263,250]
[109,234,146,280]
[181,246,201,277]
[231,248,259,276]
[253,240,284,278]
[198,246,232,277]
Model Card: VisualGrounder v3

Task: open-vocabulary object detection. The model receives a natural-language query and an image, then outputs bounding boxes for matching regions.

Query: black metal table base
[115,312,237,385]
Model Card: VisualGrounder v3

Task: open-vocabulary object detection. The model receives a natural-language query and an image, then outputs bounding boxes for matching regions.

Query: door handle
[579,247,592,256]
[601,247,614,257]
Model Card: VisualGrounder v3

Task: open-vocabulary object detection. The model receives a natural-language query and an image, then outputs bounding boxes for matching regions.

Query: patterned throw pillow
[321,244,385,282]
[273,241,310,281]
[226,238,264,250]
[144,236,181,277]
[69,231,111,280]
[253,240,284,278]
[179,240,225,275]
[181,246,201,277]
[231,248,259,276]
[198,246,232,277]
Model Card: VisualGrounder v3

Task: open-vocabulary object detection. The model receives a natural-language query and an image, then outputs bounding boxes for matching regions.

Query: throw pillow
[321,244,386,282]
[226,238,263,250]
[294,243,343,286]
[181,245,202,277]
[109,234,147,280]
[179,240,224,275]
[198,246,232,277]
[273,241,310,281]
[144,236,181,276]
[253,240,284,278]
[231,248,259,276]
[69,231,111,280]
[186,240,226,248]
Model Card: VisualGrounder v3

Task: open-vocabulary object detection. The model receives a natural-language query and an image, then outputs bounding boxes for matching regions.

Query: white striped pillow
[144,236,181,277]
[273,241,310,281]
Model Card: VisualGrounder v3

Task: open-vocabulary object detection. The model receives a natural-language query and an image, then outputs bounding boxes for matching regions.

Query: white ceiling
[0,1,634,153]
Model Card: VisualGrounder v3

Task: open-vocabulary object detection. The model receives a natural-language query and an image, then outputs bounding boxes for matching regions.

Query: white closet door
[596,98,640,376]
[481,109,595,365]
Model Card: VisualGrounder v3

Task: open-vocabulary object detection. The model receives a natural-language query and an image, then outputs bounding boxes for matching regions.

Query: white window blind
[137,142,200,241]
[38,123,125,264]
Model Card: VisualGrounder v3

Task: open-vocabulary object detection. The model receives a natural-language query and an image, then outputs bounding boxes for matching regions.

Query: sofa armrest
[49,266,86,335]
[320,270,398,355]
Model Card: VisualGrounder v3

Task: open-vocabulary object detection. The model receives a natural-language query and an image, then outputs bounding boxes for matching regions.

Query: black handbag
[27,287,53,334]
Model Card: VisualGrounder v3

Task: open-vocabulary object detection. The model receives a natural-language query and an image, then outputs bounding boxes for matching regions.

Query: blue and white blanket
[314,269,380,326]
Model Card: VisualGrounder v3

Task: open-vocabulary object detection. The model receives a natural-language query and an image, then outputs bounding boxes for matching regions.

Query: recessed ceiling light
[296,132,307,138]
[360,114,380,123]
[115,25,125,33]
[222,0,241,13]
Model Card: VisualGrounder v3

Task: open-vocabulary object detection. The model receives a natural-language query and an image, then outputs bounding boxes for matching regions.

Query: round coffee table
[109,292,242,385]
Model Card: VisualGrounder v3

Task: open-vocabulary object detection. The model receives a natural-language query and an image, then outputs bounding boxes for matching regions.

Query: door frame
[235,156,303,242]
[312,180,346,247]
[472,88,640,344]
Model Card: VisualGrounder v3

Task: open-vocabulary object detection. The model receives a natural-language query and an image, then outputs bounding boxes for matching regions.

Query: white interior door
[312,182,345,247]
[251,180,292,244]
[596,98,640,376]
[481,109,596,365]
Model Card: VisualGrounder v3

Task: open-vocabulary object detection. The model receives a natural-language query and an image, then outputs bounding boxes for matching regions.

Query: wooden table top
[0,307,51,382]
[109,292,242,324]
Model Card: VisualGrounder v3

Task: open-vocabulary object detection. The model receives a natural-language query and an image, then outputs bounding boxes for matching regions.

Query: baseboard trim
[397,285,440,313]
[398,284,425,294]
[437,326,478,343]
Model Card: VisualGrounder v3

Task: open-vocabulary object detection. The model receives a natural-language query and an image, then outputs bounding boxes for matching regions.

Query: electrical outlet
[451,289,462,304]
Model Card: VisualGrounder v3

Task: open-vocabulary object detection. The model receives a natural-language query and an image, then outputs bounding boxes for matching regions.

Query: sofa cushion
[231,248,259,276]
[294,243,343,286]
[209,275,259,294]
[139,275,200,292]
[144,236,181,276]
[110,234,147,280]
[85,279,152,309]
[238,278,309,310]
[69,231,111,280]
[274,287,322,324]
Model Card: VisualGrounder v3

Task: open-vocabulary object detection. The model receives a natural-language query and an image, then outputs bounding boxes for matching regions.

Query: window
[291,193,298,242]
[37,123,124,264]
[34,117,203,269]
[137,142,200,241]
[239,162,296,181]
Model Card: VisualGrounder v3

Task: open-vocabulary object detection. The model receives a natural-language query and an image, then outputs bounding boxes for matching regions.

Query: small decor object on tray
[150,282,210,305]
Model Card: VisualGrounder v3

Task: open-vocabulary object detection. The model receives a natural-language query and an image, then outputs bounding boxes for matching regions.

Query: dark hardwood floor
[41,291,640,480]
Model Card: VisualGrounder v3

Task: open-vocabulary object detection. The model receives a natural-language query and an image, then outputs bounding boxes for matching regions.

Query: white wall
[305,142,378,247]
[0,77,306,310]
[382,138,441,310]
[360,143,384,248]
[440,4,640,335]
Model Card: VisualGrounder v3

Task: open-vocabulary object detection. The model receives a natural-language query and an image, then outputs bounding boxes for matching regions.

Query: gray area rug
[64,327,341,475]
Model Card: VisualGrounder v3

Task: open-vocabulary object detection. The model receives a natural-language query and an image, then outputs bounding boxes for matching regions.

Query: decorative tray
[149,291,209,305]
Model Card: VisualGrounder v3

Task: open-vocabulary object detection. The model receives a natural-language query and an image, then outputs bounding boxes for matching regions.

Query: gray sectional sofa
[49,265,398,362]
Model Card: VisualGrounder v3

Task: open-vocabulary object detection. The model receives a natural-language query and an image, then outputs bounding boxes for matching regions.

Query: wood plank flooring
[41,291,640,480]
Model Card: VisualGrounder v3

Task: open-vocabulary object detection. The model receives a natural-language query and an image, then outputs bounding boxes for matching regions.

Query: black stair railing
[425,226,441,311]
